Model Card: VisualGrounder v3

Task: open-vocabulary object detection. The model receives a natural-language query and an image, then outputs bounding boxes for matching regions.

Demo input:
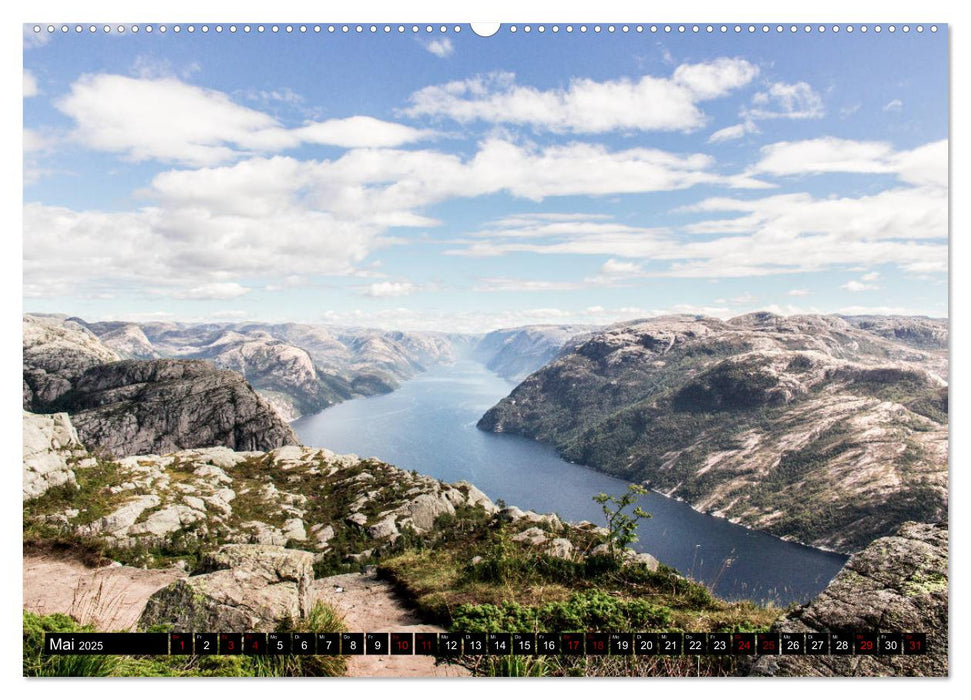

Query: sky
[22,23,949,333]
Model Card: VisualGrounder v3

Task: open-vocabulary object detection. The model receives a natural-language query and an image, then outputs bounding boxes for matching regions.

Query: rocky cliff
[473,325,597,382]
[75,319,463,420]
[25,316,297,457]
[478,313,948,552]
[749,520,947,677]
[23,315,121,409]
[50,359,298,457]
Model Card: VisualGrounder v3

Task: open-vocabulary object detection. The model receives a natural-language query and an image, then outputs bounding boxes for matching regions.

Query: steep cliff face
[23,316,121,410]
[49,359,298,457]
[749,521,947,677]
[473,325,597,382]
[478,313,948,551]
[25,315,297,457]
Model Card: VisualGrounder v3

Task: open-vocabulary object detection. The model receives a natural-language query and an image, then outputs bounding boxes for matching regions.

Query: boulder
[77,495,161,537]
[128,504,205,537]
[547,538,575,560]
[139,545,315,632]
[512,527,548,546]
[310,524,335,548]
[23,411,84,499]
[749,521,947,677]
[367,515,399,540]
[398,492,455,532]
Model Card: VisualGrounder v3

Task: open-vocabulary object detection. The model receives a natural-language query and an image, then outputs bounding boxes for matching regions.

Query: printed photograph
[22,21,947,677]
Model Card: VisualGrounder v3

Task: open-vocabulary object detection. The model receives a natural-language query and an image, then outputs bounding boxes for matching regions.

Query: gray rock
[22,315,120,410]
[512,527,548,546]
[22,411,83,499]
[346,512,368,528]
[45,358,298,458]
[240,521,287,546]
[500,506,526,522]
[77,495,161,537]
[282,518,307,541]
[399,492,455,532]
[128,504,204,538]
[367,515,399,540]
[547,538,575,560]
[310,524,335,548]
[139,545,315,631]
[749,521,947,677]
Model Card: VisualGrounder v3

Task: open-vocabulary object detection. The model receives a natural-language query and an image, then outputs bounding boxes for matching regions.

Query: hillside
[473,325,597,382]
[478,313,948,552]
[24,316,297,457]
[74,319,463,420]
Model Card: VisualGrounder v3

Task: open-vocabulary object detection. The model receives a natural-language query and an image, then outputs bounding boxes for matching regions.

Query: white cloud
[403,58,759,133]
[708,123,750,143]
[171,282,251,300]
[24,69,38,97]
[362,281,418,298]
[23,25,50,48]
[446,179,947,280]
[884,99,904,112]
[472,278,585,293]
[861,271,881,282]
[424,38,454,58]
[841,280,879,292]
[598,259,646,278]
[745,81,824,120]
[753,138,948,187]
[56,74,433,165]
[788,289,810,297]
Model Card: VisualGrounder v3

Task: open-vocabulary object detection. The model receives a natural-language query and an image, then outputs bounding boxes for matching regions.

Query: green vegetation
[23,603,347,677]
[593,484,651,560]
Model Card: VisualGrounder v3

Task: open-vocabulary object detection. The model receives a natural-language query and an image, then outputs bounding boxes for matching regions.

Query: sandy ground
[314,572,469,678]
[23,555,468,678]
[23,554,186,631]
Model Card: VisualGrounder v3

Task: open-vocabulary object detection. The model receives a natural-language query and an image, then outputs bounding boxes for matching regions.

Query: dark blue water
[293,360,847,604]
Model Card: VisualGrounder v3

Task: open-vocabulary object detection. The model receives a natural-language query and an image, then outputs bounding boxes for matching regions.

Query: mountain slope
[24,316,297,457]
[76,319,463,420]
[473,325,597,382]
[478,313,948,552]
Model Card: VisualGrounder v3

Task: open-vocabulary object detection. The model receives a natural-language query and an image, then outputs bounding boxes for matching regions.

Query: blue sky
[23,24,948,332]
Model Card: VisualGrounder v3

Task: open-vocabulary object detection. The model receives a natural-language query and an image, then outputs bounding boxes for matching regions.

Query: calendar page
[22,18,948,679]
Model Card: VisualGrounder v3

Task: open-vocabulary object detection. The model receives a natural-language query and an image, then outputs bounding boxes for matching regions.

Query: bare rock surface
[479,313,948,551]
[23,411,86,499]
[138,545,315,632]
[53,359,298,457]
[749,521,947,677]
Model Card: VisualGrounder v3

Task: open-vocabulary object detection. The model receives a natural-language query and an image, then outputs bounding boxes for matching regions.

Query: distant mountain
[473,325,598,382]
[72,319,463,420]
[478,313,948,552]
[23,316,296,457]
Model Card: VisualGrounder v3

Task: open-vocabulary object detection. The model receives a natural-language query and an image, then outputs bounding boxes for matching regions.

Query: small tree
[593,484,652,561]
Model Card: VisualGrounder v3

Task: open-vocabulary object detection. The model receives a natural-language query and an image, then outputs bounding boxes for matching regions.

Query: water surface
[294,360,847,604]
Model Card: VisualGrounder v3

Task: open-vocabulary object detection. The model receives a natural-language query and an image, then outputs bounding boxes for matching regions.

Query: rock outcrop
[22,411,89,499]
[749,521,947,677]
[473,325,596,382]
[139,545,315,631]
[24,412,631,578]
[23,315,120,410]
[50,359,298,457]
[479,313,948,552]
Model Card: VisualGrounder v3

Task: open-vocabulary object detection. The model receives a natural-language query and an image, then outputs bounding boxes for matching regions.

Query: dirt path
[314,572,469,678]
[22,554,186,632]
